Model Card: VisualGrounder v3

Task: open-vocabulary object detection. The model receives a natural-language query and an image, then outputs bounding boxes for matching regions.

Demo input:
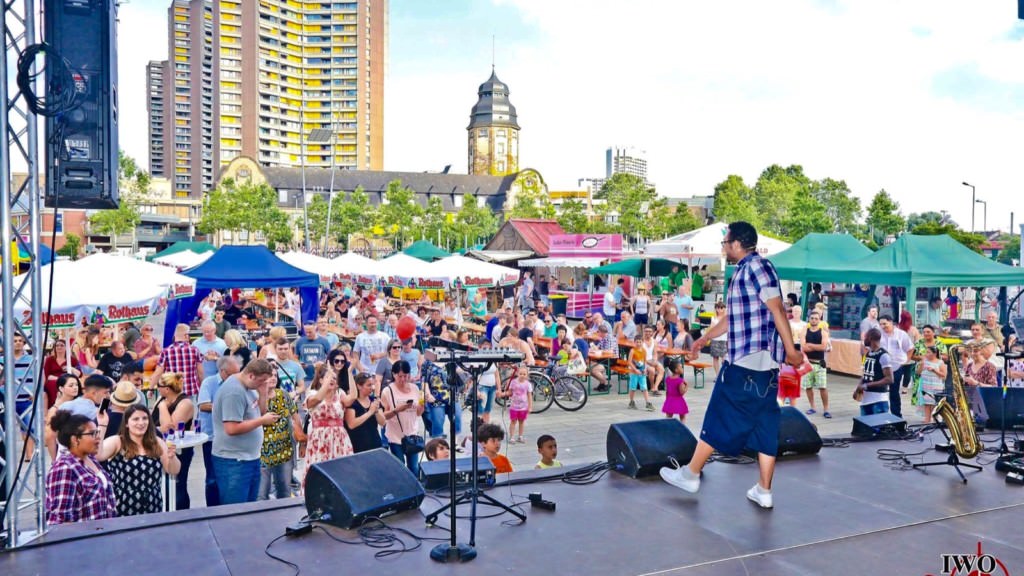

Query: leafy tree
[56,233,81,260]
[377,180,422,245]
[89,151,150,248]
[997,235,1020,265]
[557,198,590,233]
[509,183,556,220]
[911,222,985,253]
[712,175,761,227]
[306,194,330,244]
[599,174,658,241]
[664,204,702,236]
[781,193,832,241]
[810,178,862,234]
[753,164,811,236]
[451,194,499,248]
[331,187,375,248]
[865,189,905,244]
[906,211,948,231]
[420,196,448,245]
[197,179,292,245]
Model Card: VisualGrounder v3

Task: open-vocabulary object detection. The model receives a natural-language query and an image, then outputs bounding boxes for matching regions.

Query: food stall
[520,234,628,318]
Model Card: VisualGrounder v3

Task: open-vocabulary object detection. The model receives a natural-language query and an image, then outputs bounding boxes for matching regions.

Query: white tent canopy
[645,222,791,263]
[278,251,335,283]
[153,249,212,269]
[11,258,174,330]
[426,254,520,288]
[76,253,197,300]
[331,251,381,283]
[375,252,449,288]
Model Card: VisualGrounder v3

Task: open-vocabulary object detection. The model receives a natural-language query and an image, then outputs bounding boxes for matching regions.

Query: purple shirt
[45,451,116,525]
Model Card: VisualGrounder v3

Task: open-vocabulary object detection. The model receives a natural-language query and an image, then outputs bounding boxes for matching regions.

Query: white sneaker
[659,458,700,493]
[746,484,773,509]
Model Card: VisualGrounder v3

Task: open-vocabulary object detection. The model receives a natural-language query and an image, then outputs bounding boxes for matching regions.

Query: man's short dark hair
[865,328,882,344]
[879,314,894,323]
[83,374,114,390]
[536,434,555,448]
[727,221,758,250]
[617,278,625,285]
[122,361,143,377]
[477,422,505,443]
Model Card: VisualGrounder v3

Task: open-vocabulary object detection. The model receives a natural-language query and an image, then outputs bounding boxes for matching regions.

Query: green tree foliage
[712,175,761,227]
[306,194,329,243]
[331,187,375,248]
[997,235,1020,265]
[665,205,703,236]
[197,179,292,245]
[375,180,422,244]
[810,178,862,234]
[509,181,556,220]
[905,211,948,231]
[420,196,448,245]
[556,198,590,233]
[89,151,150,247]
[911,222,985,253]
[781,192,832,240]
[451,194,499,249]
[56,233,81,260]
[865,189,905,244]
[753,164,811,236]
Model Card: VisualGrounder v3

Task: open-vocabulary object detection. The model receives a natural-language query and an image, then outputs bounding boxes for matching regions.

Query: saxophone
[932,344,981,459]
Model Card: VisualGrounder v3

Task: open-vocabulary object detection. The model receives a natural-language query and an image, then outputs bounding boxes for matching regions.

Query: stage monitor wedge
[43,0,120,209]
[607,419,697,478]
[852,412,907,438]
[305,449,425,529]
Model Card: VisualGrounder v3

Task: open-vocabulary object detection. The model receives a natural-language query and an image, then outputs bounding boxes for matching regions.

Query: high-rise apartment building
[149,0,386,198]
[606,146,648,184]
[146,60,168,178]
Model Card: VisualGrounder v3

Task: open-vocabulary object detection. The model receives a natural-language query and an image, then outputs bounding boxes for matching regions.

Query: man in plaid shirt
[661,222,801,509]
[150,323,204,396]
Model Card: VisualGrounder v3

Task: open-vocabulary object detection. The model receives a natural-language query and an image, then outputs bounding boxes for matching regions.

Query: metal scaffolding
[1,0,45,549]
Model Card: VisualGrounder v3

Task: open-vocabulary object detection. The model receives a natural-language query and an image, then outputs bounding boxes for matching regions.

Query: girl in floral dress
[304,363,354,468]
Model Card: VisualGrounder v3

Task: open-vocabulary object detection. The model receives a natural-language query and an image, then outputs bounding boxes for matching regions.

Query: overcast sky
[118,0,1024,232]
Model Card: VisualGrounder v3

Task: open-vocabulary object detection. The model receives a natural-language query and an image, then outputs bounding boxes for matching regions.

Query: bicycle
[494,365,588,414]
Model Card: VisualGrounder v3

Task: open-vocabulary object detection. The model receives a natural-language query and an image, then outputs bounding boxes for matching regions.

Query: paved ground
[173,356,901,507]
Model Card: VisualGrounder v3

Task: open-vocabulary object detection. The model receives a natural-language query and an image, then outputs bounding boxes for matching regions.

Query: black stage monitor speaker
[420,456,496,490]
[44,0,120,209]
[981,387,1024,430]
[745,406,822,457]
[852,412,907,438]
[607,419,697,478]
[305,449,425,529]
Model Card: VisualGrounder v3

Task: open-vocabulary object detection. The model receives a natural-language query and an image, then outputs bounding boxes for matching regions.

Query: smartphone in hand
[99,398,110,414]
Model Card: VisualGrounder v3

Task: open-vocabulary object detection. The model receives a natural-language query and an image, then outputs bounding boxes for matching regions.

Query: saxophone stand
[912,421,982,484]
[427,354,525,563]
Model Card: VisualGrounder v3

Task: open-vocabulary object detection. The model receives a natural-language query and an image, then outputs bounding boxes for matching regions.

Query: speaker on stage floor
[981,387,1024,430]
[607,419,697,478]
[745,406,822,457]
[852,412,907,438]
[305,448,425,529]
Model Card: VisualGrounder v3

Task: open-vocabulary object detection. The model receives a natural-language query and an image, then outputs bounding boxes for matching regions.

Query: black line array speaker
[607,419,697,478]
[304,449,425,529]
[852,412,907,438]
[44,0,120,209]
[746,406,822,457]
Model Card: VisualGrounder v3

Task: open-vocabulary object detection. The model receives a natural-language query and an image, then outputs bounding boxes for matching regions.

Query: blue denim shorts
[700,363,780,456]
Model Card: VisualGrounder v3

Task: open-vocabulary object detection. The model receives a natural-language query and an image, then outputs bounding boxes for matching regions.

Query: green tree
[664,204,702,236]
[509,185,556,220]
[911,222,985,253]
[56,233,82,260]
[906,211,947,231]
[600,174,658,241]
[997,235,1020,265]
[306,194,330,244]
[451,194,499,248]
[420,196,448,245]
[197,179,292,245]
[90,151,150,248]
[781,193,832,241]
[865,189,905,244]
[752,164,811,236]
[712,175,761,227]
[375,180,422,245]
[810,178,862,234]
[556,198,590,233]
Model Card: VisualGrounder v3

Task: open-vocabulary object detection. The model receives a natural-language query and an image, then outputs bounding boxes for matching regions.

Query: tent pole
[908,283,917,327]
[800,282,810,321]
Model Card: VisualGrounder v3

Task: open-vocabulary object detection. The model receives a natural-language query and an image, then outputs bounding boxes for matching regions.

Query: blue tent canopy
[163,245,320,343]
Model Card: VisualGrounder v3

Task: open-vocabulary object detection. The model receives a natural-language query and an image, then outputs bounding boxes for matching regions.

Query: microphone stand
[427,350,525,564]
[996,330,1023,463]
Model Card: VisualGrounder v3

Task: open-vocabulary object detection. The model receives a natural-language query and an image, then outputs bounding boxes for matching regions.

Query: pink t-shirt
[509,378,532,412]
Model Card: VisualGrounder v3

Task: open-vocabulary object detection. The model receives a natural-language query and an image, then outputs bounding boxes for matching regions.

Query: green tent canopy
[589,257,681,278]
[403,240,450,262]
[147,241,216,262]
[768,233,873,283]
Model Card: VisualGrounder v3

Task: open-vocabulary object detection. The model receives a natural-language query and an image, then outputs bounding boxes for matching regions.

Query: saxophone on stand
[932,344,981,459]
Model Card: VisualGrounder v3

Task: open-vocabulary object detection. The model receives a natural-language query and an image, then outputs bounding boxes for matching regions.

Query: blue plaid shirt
[726,252,784,365]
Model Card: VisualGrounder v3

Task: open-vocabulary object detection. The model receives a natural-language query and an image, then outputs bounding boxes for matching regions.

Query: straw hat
[110,380,141,408]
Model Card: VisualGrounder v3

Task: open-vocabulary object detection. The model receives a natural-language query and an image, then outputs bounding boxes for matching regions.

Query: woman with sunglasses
[45,410,117,524]
[632,283,653,326]
[374,339,405,392]
[45,374,83,459]
[153,373,195,510]
[133,323,163,362]
[44,340,81,407]
[305,363,355,468]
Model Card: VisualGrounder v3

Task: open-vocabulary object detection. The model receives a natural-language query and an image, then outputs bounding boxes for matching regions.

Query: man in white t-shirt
[603,290,617,318]
[353,316,391,377]
[878,314,913,418]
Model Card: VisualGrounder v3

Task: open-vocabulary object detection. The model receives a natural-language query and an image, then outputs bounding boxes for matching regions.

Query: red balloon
[396,316,416,341]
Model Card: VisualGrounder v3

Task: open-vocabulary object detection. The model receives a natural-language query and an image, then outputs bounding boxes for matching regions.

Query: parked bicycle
[494,365,587,413]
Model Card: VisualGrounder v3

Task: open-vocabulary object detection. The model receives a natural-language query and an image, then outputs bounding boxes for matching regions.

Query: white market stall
[153,249,212,270]
[331,251,381,286]
[278,251,336,285]
[645,222,791,263]
[426,254,520,289]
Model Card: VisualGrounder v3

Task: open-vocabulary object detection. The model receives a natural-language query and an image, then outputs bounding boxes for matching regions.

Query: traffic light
[43,0,119,209]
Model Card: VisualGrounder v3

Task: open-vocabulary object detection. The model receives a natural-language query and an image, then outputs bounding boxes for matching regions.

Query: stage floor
[5,437,1024,575]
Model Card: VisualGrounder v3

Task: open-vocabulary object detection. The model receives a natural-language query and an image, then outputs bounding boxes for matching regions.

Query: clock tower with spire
[467,68,520,176]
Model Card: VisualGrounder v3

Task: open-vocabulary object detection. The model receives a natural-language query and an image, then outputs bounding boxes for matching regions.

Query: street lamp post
[962,181,976,232]
[976,199,987,233]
